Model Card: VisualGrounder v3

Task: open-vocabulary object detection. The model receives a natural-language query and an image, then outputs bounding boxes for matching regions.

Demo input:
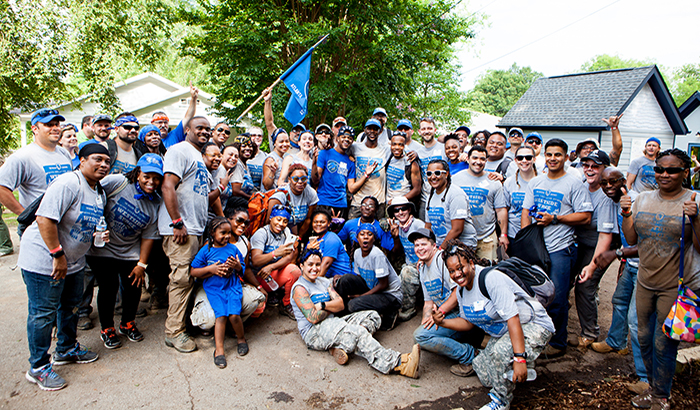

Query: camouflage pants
[472,322,552,406]
[303,310,401,374]
[400,263,420,312]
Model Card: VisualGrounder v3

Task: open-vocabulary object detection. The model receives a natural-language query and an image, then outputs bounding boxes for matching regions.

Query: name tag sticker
[473,300,486,311]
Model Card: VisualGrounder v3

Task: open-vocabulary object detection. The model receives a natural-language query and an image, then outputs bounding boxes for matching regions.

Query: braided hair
[657,148,692,188]
[425,159,451,211]
[205,216,231,249]
[440,239,493,268]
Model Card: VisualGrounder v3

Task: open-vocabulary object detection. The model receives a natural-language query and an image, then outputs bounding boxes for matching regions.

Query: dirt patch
[268,391,294,403]
[305,392,352,409]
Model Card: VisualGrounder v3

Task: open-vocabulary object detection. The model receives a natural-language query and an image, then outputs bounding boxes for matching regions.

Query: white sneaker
[479,395,510,410]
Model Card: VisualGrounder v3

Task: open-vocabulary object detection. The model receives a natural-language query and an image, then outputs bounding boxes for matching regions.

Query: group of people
[2,84,696,410]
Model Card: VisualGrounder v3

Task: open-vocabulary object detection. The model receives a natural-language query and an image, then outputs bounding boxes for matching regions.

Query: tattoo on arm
[293,287,328,324]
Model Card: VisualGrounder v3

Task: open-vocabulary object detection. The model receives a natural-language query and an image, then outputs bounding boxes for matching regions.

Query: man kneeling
[291,249,420,378]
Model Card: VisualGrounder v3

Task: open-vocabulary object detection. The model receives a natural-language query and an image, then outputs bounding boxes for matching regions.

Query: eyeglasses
[217,128,231,135]
[426,170,447,177]
[361,203,376,209]
[420,116,434,122]
[205,153,222,159]
[515,155,534,161]
[250,134,262,138]
[394,206,410,213]
[526,139,542,146]
[653,166,685,174]
[509,133,523,138]
[600,177,625,186]
[472,137,485,143]
[121,124,140,131]
[234,217,250,226]
[290,176,308,183]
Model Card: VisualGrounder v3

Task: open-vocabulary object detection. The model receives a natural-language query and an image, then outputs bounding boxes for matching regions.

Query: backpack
[477,257,555,308]
[495,157,513,179]
[246,187,290,237]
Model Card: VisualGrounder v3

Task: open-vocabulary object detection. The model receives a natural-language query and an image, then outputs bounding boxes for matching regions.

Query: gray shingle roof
[499,66,656,129]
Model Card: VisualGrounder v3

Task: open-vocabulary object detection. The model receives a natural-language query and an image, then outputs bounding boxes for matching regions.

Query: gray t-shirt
[386,156,412,202]
[349,142,391,206]
[456,266,555,337]
[628,156,658,193]
[247,150,267,189]
[250,225,293,273]
[264,151,286,190]
[414,142,446,204]
[109,144,137,175]
[503,174,530,238]
[0,143,73,207]
[452,172,507,240]
[522,172,594,253]
[352,246,402,302]
[419,250,456,307]
[18,171,105,275]
[425,185,477,248]
[88,174,160,260]
[157,141,210,236]
[397,217,426,265]
[291,276,334,339]
[271,185,319,227]
[575,184,619,247]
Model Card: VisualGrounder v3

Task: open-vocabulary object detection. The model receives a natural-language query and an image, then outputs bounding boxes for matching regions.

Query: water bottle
[264,276,279,291]
[94,216,107,247]
[503,368,537,382]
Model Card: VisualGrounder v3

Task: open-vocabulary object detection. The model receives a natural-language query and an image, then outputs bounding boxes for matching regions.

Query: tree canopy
[466,63,543,117]
[670,63,700,106]
[579,54,656,73]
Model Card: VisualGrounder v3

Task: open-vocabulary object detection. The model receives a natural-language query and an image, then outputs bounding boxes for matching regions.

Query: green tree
[466,63,543,117]
[579,54,656,72]
[670,63,700,106]
[183,0,480,131]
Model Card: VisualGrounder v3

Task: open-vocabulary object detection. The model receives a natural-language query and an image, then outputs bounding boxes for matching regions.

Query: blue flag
[281,47,314,126]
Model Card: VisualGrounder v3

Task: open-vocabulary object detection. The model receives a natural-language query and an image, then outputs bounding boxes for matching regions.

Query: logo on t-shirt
[356,157,383,179]
[428,207,447,236]
[424,278,450,305]
[460,186,489,216]
[43,164,73,184]
[387,165,406,191]
[511,192,525,213]
[533,189,564,215]
[193,163,210,196]
[110,160,136,175]
[639,165,658,190]
[109,197,150,237]
[357,266,378,288]
[69,203,103,243]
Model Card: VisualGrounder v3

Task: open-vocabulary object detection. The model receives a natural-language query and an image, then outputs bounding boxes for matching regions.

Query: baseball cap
[387,197,415,218]
[508,127,524,137]
[136,153,164,176]
[332,117,346,128]
[372,107,387,117]
[575,137,600,153]
[455,125,471,136]
[338,126,355,138]
[92,114,113,125]
[292,123,306,132]
[408,227,436,243]
[581,150,611,167]
[365,118,381,129]
[31,108,65,126]
[526,132,542,142]
[397,119,413,130]
[315,123,331,134]
[647,137,661,146]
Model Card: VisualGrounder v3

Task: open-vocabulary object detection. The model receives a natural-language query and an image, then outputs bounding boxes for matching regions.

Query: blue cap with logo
[372,107,387,117]
[365,118,381,129]
[526,132,543,142]
[397,119,413,130]
[136,153,164,176]
[31,108,65,126]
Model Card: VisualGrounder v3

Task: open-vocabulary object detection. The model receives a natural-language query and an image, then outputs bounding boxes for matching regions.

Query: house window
[179,98,200,108]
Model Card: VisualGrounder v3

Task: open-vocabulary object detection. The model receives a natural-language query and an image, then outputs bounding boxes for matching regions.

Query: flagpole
[234,34,329,124]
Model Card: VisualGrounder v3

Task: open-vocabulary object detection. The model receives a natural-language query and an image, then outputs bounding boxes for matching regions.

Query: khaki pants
[163,235,201,337]
[476,231,498,262]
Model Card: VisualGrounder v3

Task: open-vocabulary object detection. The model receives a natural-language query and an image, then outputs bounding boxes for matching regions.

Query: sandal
[213,351,227,368]
[237,342,249,356]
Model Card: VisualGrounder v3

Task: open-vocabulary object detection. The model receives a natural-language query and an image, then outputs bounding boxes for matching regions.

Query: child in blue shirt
[191,217,247,369]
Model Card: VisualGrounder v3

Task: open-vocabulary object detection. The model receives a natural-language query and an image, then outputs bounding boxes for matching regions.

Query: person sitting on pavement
[268,163,318,238]
[305,209,352,278]
[19,143,113,391]
[291,249,421,378]
[250,204,301,319]
[410,229,484,378]
[337,196,396,253]
[191,217,248,369]
[86,154,164,350]
[333,223,403,330]
[432,240,555,410]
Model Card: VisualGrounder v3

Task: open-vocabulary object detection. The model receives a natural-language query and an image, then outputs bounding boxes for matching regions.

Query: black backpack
[476,257,555,308]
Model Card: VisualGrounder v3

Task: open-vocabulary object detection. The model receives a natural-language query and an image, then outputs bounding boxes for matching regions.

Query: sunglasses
[397,126,411,131]
[318,130,331,135]
[600,177,625,186]
[653,166,685,174]
[272,204,292,212]
[249,134,262,138]
[217,128,231,135]
[290,176,308,183]
[234,216,250,226]
[426,170,447,177]
[526,139,542,146]
[36,109,59,117]
[515,155,534,161]
[121,124,140,131]
[394,206,410,213]
[361,203,376,209]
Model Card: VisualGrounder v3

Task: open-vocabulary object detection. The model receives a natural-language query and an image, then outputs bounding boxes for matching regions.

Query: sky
[456,0,700,90]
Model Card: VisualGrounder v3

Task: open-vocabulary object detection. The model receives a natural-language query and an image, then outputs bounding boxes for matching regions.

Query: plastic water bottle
[264,276,279,291]
[94,217,107,247]
[503,368,537,381]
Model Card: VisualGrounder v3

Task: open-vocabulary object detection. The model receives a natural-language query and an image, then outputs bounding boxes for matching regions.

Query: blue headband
[138,124,161,142]
[270,206,291,220]
[646,137,661,146]
[271,128,287,145]
[357,223,376,237]
[115,115,139,128]
[301,249,323,263]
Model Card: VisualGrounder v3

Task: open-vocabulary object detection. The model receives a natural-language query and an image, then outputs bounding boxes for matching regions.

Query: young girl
[191,217,248,369]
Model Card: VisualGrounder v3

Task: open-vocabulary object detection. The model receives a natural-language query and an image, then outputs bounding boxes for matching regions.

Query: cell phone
[285,234,298,246]
[309,236,318,243]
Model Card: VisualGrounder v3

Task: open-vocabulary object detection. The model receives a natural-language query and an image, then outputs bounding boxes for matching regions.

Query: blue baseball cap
[397,119,412,130]
[292,123,306,132]
[455,125,471,136]
[31,108,65,126]
[365,118,381,129]
[646,137,661,146]
[526,132,543,142]
[372,107,387,117]
[136,153,164,176]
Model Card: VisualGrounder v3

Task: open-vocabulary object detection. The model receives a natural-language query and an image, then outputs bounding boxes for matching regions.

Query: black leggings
[86,256,141,330]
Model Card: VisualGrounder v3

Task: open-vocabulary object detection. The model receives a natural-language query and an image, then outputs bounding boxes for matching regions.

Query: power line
[464,0,622,74]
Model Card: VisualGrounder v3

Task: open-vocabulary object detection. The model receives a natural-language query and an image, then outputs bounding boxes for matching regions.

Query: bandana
[134,181,159,202]
[271,128,287,145]
[234,134,252,145]
[151,114,169,123]
[399,215,414,232]
[115,115,139,128]
[301,249,323,264]
[270,206,291,221]
[78,143,109,159]
[138,124,161,142]
[357,223,376,237]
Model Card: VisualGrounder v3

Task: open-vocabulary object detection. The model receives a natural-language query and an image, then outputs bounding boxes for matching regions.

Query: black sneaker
[100,328,123,349]
[118,321,144,342]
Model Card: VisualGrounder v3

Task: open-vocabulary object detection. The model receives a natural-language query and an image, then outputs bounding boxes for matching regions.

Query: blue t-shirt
[317,231,352,277]
[191,243,246,318]
[162,121,186,149]
[337,218,394,251]
[316,149,356,208]
[448,161,468,176]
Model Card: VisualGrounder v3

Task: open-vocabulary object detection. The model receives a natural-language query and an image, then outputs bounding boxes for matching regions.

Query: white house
[675,91,700,155]
[497,66,688,173]
[18,72,242,146]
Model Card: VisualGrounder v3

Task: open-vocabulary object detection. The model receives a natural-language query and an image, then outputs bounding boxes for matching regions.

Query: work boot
[542,345,566,359]
[577,336,595,352]
[329,347,349,365]
[450,363,475,377]
[591,340,629,355]
[164,333,197,353]
[394,344,420,379]
[624,381,650,395]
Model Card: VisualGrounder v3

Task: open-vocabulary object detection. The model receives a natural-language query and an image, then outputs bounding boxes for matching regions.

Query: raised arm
[603,114,623,167]
[183,82,199,130]
[263,89,276,137]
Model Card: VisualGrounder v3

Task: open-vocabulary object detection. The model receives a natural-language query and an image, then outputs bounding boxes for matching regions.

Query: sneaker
[135,307,148,318]
[650,397,670,410]
[398,308,417,322]
[577,336,595,352]
[379,309,399,331]
[100,328,122,349]
[394,344,420,379]
[77,316,93,331]
[329,347,349,365]
[450,363,475,377]
[267,292,282,307]
[631,388,653,409]
[164,332,197,353]
[279,304,295,320]
[542,345,566,359]
[624,381,650,395]
[52,343,99,365]
[118,321,144,342]
[479,396,510,410]
[25,364,66,391]
[140,286,151,302]
[149,294,168,312]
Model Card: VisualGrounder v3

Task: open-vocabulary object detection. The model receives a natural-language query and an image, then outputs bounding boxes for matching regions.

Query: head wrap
[301,249,323,264]
[271,128,288,146]
[78,143,110,159]
[270,205,291,221]
[138,124,161,142]
[151,114,169,124]
[646,137,661,146]
[357,223,377,237]
[234,133,252,145]
[115,115,139,128]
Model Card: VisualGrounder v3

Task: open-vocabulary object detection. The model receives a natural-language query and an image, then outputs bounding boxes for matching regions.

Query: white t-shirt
[352,246,402,302]
[349,142,391,206]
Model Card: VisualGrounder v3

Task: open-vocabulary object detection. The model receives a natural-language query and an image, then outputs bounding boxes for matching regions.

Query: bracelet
[621,210,632,218]
[171,218,182,224]
[438,307,446,316]
[611,127,618,130]
[49,245,63,254]
[513,357,527,364]
[217,185,224,194]
[256,285,263,290]
[321,301,327,311]
[137,261,148,269]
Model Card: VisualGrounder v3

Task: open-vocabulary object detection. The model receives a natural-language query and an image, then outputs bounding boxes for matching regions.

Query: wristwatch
[170,218,185,229]
[551,214,559,225]
[320,301,327,311]
[50,249,65,259]
[615,249,624,260]
[513,352,527,359]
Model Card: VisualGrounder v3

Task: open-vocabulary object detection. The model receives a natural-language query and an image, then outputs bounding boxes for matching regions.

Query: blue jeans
[604,262,648,381]
[23,269,84,369]
[413,313,477,365]
[546,244,577,349]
